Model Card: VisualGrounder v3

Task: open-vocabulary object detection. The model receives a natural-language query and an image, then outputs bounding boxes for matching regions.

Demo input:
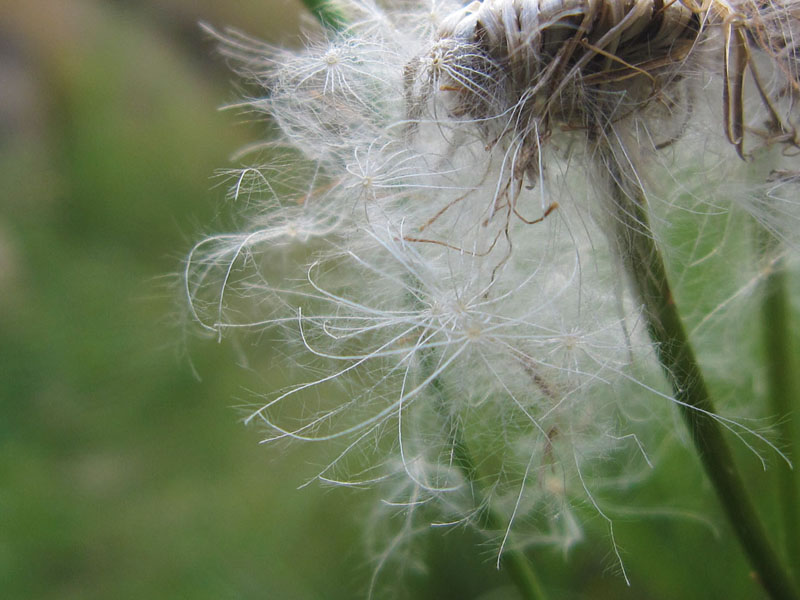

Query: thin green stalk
[601,143,799,600]
[758,233,800,575]
[299,0,347,31]
[428,372,549,600]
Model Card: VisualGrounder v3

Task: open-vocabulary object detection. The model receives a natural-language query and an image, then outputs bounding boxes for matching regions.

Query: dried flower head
[406,0,700,182]
[187,0,798,591]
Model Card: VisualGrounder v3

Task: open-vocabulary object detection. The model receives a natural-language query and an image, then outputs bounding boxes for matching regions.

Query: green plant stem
[602,146,799,600]
[758,234,800,575]
[299,0,347,31]
[429,375,549,600]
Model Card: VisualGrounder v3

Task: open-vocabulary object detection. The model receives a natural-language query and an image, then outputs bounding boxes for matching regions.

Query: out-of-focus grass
[0,2,367,599]
[0,1,792,599]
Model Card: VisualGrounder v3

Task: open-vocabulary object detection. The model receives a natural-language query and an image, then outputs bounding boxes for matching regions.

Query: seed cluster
[405,0,799,185]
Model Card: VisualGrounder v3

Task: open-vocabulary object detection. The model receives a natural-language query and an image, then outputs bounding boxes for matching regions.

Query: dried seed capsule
[407,0,701,185]
[407,0,799,178]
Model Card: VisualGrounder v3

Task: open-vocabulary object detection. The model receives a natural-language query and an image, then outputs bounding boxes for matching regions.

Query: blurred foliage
[0,1,794,599]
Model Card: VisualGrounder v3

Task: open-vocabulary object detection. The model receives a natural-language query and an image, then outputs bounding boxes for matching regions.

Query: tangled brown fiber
[405,0,800,186]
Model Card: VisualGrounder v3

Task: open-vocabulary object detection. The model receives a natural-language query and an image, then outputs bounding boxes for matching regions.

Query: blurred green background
[0,1,792,599]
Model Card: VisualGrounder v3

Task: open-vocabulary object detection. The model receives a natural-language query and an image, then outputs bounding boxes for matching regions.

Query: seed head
[188,0,799,586]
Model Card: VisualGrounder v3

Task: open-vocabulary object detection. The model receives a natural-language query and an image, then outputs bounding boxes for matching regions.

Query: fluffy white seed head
[188,0,799,585]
